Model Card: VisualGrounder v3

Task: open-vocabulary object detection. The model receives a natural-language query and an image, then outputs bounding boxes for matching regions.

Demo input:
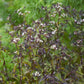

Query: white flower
[64,57,67,60]
[76,40,82,43]
[0,77,2,81]
[77,21,81,24]
[35,36,43,43]
[49,21,55,24]
[80,19,84,22]
[27,27,34,30]
[44,33,49,38]
[22,32,26,36]
[35,19,41,23]
[40,23,43,26]
[52,30,57,34]
[50,44,57,50]
[74,19,77,22]
[36,38,43,43]
[14,51,18,54]
[13,38,20,43]
[56,3,63,11]
[25,11,30,13]
[34,71,41,77]
[40,23,46,27]
[9,31,15,35]
[61,13,67,17]
[58,6,63,11]
[26,27,35,32]
[18,25,21,27]
[56,5,61,9]
[18,12,23,15]
[17,8,22,13]
[82,19,84,22]
[51,14,56,17]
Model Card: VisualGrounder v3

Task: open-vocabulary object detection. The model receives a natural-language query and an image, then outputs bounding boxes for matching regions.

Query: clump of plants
[0,2,84,84]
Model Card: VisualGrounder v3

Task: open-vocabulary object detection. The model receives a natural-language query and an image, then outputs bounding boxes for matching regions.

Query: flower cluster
[16,8,30,16]
[34,71,41,77]
[12,38,20,43]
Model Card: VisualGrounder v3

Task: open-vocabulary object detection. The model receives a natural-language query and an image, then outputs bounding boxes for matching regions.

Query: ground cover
[0,0,84,84]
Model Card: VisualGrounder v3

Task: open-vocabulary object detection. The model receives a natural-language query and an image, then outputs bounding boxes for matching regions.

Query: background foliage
[0,0,84,84]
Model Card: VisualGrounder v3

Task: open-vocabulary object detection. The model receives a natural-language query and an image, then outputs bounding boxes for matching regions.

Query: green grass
[63,0,84,10]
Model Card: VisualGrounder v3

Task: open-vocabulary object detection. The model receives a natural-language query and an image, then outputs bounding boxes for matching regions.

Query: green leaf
[56,72,62,81]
